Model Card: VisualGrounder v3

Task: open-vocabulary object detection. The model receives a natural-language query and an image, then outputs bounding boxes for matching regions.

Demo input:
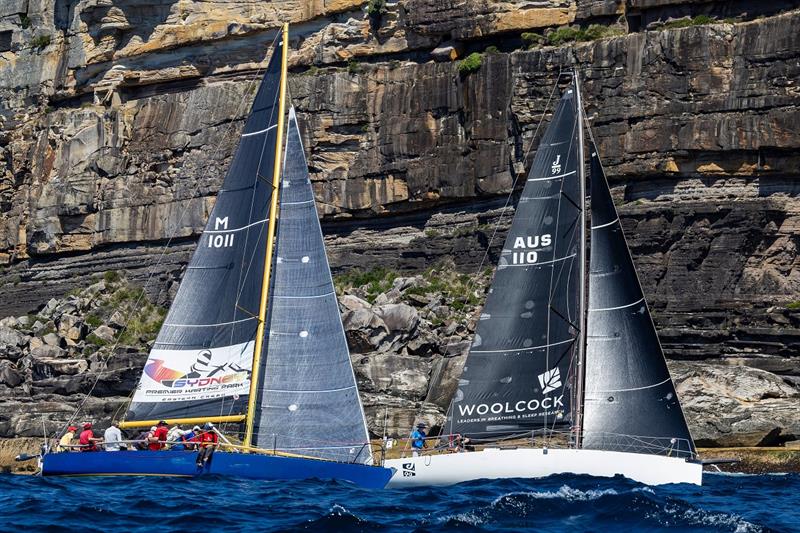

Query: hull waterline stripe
[471,337,575,354]
[241,124,278,137]
[586,377,671,394]
[591,218,619,230]
[204,217,269,234]
[589,297,645,312]
[528,170,577,182]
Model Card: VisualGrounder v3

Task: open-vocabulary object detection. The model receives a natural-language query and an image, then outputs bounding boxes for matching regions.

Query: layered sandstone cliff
[1,0,799,447]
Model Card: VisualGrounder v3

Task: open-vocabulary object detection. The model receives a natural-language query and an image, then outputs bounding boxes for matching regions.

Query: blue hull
[41,451,394,489]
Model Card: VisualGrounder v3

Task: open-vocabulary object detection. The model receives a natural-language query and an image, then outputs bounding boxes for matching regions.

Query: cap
[68,426,78,432]
[82,422,92,429]
[150,426,157,431]
[416,422,427,428]
[158,420,168,426]
[193,426,201,431]
[203,422,214,430]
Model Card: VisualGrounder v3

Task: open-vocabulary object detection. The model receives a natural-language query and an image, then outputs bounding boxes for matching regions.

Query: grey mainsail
[581,142,696,458]
[125,40,283,423]
[447,85,583,439]
[252,108,372,464]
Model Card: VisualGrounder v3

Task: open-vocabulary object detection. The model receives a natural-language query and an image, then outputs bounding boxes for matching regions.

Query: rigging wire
[51,32,282,443]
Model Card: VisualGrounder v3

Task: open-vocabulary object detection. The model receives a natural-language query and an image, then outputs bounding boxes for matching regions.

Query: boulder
[30,357,89,380]
[43,333,64,347]
[353,353,432,399]
[340,294,370,312]
[0,361,23,387]
[0,326,28,347]
[58,314,86,341]
[0,317,18,328]
[342,308,388,353]
[671,361,800,447]
[30,345,67,359]
[92,325,116,342]
[375,303,419,333]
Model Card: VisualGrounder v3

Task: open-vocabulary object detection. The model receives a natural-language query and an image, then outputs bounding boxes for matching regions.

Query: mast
[573,69,588,448]
[243,23,289,449]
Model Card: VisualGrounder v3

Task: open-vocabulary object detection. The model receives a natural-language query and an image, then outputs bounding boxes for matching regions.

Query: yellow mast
[243,23,290,448]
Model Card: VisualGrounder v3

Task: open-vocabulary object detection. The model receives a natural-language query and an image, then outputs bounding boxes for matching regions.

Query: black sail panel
[125,38,285,422]
[447,85,583,439]
[582,143,696,458]
[252,109,372,464]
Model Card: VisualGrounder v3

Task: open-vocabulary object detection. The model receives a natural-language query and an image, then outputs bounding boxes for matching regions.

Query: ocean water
[1,472,798,532]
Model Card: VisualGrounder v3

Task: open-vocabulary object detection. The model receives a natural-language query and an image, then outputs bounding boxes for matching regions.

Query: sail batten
[124,40,284,424]
[447,84,583,439]
[581,142,696,458]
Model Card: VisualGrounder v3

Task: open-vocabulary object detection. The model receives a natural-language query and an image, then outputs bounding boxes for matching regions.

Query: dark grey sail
[448,85,583,439]
[126,39,284,422]
[581,143,696,458]
[252,108,372,464]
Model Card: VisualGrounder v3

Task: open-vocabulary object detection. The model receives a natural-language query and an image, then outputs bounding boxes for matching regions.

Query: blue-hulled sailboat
[40,25,394,489]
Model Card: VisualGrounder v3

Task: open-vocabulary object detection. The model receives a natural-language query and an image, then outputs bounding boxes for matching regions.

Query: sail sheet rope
[51,33,283,442]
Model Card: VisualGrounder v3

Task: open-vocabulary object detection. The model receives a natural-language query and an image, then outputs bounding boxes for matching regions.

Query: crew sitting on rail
[196,422,219,467]
[147,420,170,450]
[410,422,427,457]
[176,426,201,451]
[104,420,125,451]
[166,424,184,447]
[78,422,103,452]
[57,426,78,452]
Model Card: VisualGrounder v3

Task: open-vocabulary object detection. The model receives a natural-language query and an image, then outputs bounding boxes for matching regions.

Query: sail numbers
[511,234,552,265]
[207,216,235,248]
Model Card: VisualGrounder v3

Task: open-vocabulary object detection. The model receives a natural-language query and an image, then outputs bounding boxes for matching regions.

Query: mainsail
[581,142,696,458]
[125,42,284,423]
[447,85,583,439]
[252,108,372,464]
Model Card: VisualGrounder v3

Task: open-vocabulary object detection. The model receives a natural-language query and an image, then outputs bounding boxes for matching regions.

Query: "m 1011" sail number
[208,216,235,248]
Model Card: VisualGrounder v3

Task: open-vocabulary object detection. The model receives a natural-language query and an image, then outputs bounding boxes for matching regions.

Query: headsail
[581,143,696,458]
[447,85,583,439]
[125,43,284,424]
[252,108,372,464]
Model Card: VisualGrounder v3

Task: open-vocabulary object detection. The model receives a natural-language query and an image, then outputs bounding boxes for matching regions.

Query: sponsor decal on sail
[538,367,562,394]
[137,342,253,403]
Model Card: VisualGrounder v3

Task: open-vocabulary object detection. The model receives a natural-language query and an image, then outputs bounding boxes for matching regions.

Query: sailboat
[40,25,394,489]
[384,73,703,487]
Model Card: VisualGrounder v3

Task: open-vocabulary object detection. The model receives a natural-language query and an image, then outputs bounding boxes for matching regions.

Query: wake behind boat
[39,25,393,489]
[386,73,702,487]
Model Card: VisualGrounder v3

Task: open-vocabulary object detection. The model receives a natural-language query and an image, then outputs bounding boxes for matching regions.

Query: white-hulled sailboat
[385,73,703,487]
[40,25,394,489]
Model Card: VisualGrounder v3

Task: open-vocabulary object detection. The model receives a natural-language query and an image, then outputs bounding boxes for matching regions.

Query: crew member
[57,426,78,452]
[104,420,124,451]
[196,422,219,467]
[148,421,169,450]
[78,422,102,452]
[410,422,427,457]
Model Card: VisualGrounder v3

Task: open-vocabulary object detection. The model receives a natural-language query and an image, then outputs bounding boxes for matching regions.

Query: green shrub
[103,270,121,283]
[85,313,102,327]
[333,267,399,303]
[458,52,482,76]
[484,45,499,54]
[661,15,716,30]
[547,27,584,46]
[347,59,362,76]
[20,14,30,29]
[367,0,386,16]
[86,332,111,347]
[786,301,800,310]
[521,32,544,48]
[31,34,51,49]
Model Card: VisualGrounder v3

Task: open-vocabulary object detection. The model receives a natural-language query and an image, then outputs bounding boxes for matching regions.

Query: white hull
[385,448,702,487]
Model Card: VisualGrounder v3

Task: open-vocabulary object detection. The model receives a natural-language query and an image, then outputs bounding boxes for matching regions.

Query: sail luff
[243,24,289,448]
[573,71,588,448]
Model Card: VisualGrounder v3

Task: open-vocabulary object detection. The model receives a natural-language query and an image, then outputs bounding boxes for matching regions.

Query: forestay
[125,45,283,422]
[582,143,696,458]
[447,85,583,439]
[252,108,372,464]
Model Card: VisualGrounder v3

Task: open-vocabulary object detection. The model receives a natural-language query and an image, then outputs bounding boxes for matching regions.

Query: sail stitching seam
[471,337,575,354]
[590,218,619,230]
[527,170,576,182]
[163,317,256,328]
[587,377,671,394]
[241,124,278,137]
[204,217,269,234]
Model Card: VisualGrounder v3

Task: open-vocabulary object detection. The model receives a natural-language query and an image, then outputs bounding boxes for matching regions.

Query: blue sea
[1,473,797,532]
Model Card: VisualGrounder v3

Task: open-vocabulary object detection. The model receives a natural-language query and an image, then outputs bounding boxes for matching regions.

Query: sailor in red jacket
[148,421,169,451]
[78,422,102,452]
[196,422,219,467]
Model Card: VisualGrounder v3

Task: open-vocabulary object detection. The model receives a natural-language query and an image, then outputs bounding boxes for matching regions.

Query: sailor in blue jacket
[410,423,427,457]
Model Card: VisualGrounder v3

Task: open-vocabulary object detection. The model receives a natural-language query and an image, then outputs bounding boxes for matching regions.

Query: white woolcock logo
[551,154,562,175]
[538,367,562,394]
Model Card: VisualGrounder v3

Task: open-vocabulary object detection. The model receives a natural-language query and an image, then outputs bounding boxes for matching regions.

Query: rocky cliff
[1,1,799,448]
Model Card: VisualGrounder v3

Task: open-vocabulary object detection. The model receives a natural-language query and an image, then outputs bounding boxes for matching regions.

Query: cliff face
[1,1,799,445]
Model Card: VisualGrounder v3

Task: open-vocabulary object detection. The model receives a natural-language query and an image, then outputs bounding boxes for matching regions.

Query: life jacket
[411,430,425,449]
